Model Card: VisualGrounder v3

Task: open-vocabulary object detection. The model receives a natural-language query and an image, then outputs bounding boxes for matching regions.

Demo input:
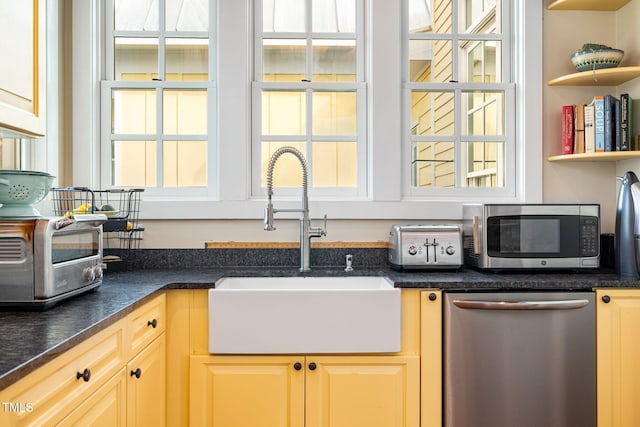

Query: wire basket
[50,187,144,268]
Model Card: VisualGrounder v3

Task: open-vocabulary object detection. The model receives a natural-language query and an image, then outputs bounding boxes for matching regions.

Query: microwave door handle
[472,215,480,254]
[452,299,590,310]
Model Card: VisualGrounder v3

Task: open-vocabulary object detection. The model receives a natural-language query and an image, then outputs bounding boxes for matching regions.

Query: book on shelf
[603,94,619,152]
[620,93,634,151]
[584,104,595,153]
[559,96,634,156]
[562,105,574,154]
[574,104,585,153]
[592,95,605,152]
[629,95,635,150]
[615,97,622,151]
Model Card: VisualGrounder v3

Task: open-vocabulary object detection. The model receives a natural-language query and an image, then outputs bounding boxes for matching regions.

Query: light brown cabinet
[189,354,419,427]
[0,293,166,426]
[596,289,640,427]
[0,0,46,136]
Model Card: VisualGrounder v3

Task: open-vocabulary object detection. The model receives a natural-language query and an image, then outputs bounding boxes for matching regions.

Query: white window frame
[251,0,368,199]
[100,0,217,199]
[69,0,542,220]
[403,0,516,199]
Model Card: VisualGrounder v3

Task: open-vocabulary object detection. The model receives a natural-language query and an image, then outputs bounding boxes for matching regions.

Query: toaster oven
[0,215,107,309]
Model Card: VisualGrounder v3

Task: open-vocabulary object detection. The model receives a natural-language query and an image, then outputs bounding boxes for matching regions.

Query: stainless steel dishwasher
[444,291,595,427]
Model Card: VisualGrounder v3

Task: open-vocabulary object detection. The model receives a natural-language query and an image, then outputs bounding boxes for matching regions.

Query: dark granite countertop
[0,266,637,392]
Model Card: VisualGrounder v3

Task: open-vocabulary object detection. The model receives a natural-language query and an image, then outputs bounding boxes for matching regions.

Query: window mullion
[158,2,166,81]
[356,0,364,82]
[306,86,313,188]
[156,87,163,188]
[306,0,313,82]
[105,0,115,81]
[454,88,462,188]
[157,0,165,188]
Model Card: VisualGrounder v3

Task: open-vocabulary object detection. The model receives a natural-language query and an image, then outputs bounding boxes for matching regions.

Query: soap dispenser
[615,171,640,279]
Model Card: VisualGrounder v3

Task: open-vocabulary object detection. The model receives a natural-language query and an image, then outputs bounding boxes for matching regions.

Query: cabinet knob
[428,292,437,301]
[130,368,142,379]
[601,295,611,304]
[76,368,91,382]
[293,362,302,371]
[308,362,317,371]
[147,319,158,328]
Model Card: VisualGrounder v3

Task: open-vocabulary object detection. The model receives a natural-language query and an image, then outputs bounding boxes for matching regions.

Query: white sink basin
[208,276,401,354]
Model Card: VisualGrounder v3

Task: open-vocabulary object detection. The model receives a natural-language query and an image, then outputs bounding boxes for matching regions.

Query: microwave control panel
[580,217,599,257]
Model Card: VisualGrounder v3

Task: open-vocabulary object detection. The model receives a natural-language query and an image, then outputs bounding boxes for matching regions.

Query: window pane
[163,90,208,134]
[466,40,500,83]
[409,0,435,33]
[410,91,454,136]
[163,140,207,187]
[112,90,156,134]
[465,141,504,188]
[262,91,306,135]
[463,90,504,136]
[263,0,305,32]
[166,39,209,81]
[412,142,455,187]
[115,0,158,31]
[263,39,306,82]
[166,0,208,31]
[312,91,356,135]
[409,40,431,82]
[115,38,159,80]
[465,0,499,32]
[312,0,356,33]
[312,141,357,187]
[112,141,156,186]
[312,40,356,82]
[408,40,452,83]
[261,141,307,187]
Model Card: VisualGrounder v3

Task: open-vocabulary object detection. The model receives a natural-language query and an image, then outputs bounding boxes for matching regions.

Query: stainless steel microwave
[462,204,600,270]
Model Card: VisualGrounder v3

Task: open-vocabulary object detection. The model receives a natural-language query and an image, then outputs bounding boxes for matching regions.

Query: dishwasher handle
[452,299,590,310]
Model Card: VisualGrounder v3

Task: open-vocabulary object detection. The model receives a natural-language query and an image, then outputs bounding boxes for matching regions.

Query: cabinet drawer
[128,293,166,357]
[57,368,127,427]
[0,320,126,426]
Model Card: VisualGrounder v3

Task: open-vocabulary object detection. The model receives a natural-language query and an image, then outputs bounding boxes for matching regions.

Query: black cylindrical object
[615,171,639,279]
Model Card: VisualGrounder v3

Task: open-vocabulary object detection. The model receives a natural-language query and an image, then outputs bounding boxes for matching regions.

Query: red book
[562,105,575,154]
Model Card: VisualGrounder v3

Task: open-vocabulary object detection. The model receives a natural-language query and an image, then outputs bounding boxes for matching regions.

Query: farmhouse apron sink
[208,276,401,354]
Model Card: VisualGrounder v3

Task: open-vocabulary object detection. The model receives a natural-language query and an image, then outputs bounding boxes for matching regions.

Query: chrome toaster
[389,224,463,271]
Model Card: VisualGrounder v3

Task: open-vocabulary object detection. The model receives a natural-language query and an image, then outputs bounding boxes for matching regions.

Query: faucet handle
[309,214,327,238]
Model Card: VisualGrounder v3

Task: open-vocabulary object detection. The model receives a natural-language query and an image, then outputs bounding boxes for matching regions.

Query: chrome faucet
[264,146,327,272]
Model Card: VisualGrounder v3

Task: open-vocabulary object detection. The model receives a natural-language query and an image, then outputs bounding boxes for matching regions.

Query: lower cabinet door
[305,355,420,427]
[57,369,127,427]
[189,355,305,427]
[127,334,166,427]
[597,289,640,427]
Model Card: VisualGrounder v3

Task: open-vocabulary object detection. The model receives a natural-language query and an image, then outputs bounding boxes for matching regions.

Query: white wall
[141,218,399,248]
